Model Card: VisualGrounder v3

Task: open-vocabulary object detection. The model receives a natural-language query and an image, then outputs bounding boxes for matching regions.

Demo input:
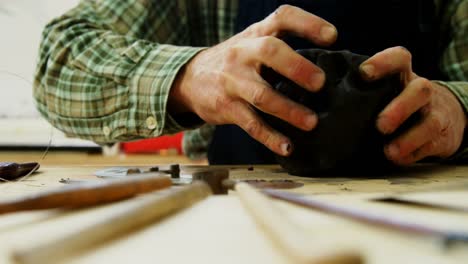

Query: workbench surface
[0,152,467,263]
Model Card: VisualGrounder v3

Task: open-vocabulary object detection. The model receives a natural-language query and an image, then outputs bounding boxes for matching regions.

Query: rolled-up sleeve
[34,0,204,144]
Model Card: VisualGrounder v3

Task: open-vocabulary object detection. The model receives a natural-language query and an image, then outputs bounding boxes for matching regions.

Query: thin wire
[0,70,53,183]
[0,70,34,82]
[16,127,53,182]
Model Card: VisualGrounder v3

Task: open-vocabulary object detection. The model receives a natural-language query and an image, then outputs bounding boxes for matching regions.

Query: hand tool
[200,172,468,249]
[0,173,172,215]
[376,196,468,213]
[374,181,468,213]
[236,183,363,264]
[262,188,468,249]
[0,162,39,181]
[94,165,232,192]
[10,167,230,264]
[14,167,357,264]
[12,181,212,264]
[178,168,468,250]
[93,165,304,192]
[94,164,191,185]
[94,164,180,178]
[92,164,468,248]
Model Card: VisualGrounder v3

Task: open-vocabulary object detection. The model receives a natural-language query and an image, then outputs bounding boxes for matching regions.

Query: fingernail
[386,144,399,158]
[320,26,337,43]
[398,45,409,52]
[376,115,391,134]
[360,64,375,79]
[281,142,292,156]
[304,114,317,130]
[310,71,325,91]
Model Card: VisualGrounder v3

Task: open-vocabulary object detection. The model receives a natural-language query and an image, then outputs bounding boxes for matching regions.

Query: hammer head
[192,168,230,195]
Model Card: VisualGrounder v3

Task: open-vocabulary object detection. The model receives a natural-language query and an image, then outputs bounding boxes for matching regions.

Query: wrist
[166,46,208,116]
[169,63,193,114]
[168,61,206,128]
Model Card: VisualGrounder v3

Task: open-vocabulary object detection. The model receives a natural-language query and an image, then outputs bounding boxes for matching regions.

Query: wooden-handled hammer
[0,173,172,215]
[10,168,230,264]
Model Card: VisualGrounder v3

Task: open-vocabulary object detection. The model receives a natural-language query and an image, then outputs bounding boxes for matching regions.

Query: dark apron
[208,0,443,165]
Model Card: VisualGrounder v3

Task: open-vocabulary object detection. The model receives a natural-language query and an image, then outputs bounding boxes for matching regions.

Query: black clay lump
[260,49,403,176]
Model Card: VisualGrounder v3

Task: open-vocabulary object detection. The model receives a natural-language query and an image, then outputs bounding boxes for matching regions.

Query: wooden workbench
[0,151,467,263]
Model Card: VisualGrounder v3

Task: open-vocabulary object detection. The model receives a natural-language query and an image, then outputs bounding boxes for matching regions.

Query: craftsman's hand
[170,5,337,156]
[360,46,467,165]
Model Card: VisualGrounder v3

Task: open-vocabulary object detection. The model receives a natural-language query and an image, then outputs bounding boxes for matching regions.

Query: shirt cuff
[127,44,206,137]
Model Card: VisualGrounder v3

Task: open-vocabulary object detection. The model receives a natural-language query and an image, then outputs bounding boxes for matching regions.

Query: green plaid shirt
[34,0,468,160]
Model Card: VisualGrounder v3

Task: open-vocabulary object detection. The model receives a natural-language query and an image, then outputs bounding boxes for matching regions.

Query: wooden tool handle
[12,181,212,264]
[0,174,172,214]
[236,183,362,264]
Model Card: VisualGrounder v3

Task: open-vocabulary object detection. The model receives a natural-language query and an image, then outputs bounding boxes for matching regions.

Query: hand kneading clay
[261,49,407,176]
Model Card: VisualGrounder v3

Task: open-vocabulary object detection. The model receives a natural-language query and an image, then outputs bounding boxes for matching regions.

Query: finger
[404,142,437,165]
[226,100,293,156]
[384,114,444,164]
[235,78,318,131]
[252,5,337,46]
[245,36,325,91]
[377,78,433,134]
[360,46,416,81]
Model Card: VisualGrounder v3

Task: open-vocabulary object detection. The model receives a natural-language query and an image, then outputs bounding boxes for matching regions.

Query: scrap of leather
[0,162,40,180]
[261,49,412,176]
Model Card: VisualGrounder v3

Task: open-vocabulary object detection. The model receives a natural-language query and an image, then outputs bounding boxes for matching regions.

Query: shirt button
[146,116,157,129]
[103,126,111,137]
